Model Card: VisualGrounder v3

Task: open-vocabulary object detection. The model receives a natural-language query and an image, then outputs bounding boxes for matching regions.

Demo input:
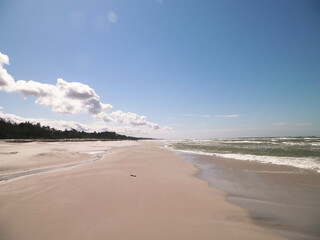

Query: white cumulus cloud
[12,78,112,115]
[0,52,15,88]
[0,51,163,133]
[111,110,160,129]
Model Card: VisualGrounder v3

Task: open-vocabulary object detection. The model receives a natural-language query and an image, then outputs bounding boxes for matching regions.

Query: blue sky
[0,0,319,138]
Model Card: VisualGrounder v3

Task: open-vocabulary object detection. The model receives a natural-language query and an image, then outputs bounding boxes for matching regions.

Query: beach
[179,152,320,240]
[165,137,320,239]
[0,141,289,240]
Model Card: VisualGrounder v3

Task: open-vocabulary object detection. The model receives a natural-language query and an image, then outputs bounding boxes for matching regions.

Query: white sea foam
[167,147,320,173]
[282,142,307,146]
[213,153,320,173]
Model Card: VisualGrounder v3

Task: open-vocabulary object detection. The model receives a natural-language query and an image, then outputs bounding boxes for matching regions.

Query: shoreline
[175,150,320,240]
[167,147,320,174]
[0,141,287,240]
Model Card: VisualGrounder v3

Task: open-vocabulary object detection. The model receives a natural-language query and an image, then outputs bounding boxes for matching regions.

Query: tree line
[0,118,143,140]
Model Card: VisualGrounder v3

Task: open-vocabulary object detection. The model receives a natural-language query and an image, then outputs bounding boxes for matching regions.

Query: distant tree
[0,118,145,140]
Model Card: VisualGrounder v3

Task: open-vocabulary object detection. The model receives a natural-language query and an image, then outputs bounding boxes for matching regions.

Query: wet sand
[178,151,320,240]
[0,141,286,240]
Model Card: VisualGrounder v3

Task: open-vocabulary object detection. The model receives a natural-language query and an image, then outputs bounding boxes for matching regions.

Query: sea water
[164,137,320,173]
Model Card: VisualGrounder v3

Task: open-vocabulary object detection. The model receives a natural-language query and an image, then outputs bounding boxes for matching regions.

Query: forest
[0,118,142,140]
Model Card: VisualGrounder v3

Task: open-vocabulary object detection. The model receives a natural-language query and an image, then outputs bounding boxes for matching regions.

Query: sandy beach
[0,141,288,240]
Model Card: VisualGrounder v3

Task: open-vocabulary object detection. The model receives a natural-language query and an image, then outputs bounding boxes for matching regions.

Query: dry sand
[0,141,287,240]
[0,140,138,175]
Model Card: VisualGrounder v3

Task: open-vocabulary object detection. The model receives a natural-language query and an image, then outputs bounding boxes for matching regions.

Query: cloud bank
[0,111,89,132]
[0,51,164,133]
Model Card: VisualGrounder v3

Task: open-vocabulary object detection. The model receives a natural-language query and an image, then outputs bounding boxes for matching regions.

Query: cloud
[0,52,9,65]
[11,78,113,115]
[94,112,113,122]
[0,52,15,87]
[111,110,160,129]
[216,114,240,118]
[201,115,211,118]
[0,111,89,132]
[0,51,163,132]
[107,11,117,23]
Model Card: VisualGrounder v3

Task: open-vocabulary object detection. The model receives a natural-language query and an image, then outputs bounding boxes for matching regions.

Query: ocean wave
[282,142,308,146]
[168,147,320,173]
[213,153,320,173]
[163,137,320,173]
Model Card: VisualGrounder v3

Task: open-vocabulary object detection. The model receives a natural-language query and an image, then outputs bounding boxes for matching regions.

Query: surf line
[0,152,104,182]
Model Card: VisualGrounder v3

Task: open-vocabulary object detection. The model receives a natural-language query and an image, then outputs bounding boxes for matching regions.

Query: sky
[0,0,320,139]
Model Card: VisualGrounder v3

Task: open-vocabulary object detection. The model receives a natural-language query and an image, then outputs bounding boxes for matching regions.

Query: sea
[164,137,320,173]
